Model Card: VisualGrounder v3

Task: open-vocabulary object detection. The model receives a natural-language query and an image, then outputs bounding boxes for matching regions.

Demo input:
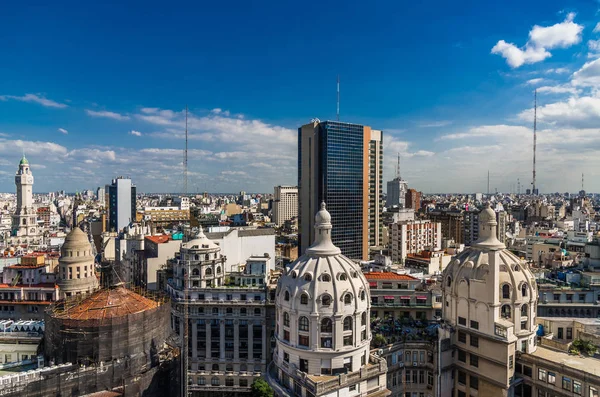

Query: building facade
[10,156,42,246]
[298,120,383,260]
[266,202,389,397]
[390,220,442,264]
[405,189,421,212]
[108,177,136,232]
[273,186,298,227]
[57,228,99,299]
[386,178,408,209]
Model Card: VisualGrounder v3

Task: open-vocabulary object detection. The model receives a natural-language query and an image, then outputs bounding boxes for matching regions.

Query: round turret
[57,227,99,298]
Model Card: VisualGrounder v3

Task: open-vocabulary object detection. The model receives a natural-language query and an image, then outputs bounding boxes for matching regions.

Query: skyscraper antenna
[184,105,188,195]
[487,170,490,196]
[336,75,340,121]
[532,89,537,195]
[397,152,401,179]
[582,173,584,191]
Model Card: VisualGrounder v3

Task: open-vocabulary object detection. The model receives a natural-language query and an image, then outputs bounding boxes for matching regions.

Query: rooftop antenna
[336,75,340,121]
[184,105,188,196]
[532,90,537,195]
[487,170,490,196]
[517,178,521,195]
[396,152,401,179]
[582,173,584,191]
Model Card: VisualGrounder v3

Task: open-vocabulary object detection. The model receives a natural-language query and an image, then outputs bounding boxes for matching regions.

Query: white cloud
[545,67,570,74]
[58,128,68,134]
[594,22,600,33]
[85,109,130,121]
[0,139,68,156]
[438,125,530,140]
[571,57,600,87]
[492,13,583,68]
[0,94,68,108]
[417,120,453,128]
[526,78,545,85]
[536,84,580,95]
[129,130,142,136]
[588,39,600,52]
[518,95,600,127]
[66,148,117,162]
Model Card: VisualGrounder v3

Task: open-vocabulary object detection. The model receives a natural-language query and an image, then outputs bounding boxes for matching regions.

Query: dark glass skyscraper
[298,120,382,260]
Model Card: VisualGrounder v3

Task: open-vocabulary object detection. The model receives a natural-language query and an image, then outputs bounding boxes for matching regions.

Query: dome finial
[473,204,504,250]
[307,201,340,256]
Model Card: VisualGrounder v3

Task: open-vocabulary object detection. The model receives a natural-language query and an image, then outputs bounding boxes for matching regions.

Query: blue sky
[1,1,600,193]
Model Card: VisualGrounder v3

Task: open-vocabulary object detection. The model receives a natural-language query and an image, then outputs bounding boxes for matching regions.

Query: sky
[1,1,600,194]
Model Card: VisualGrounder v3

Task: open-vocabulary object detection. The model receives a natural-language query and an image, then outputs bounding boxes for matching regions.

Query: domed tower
[57,227,99,298]
[11,155,40,243]
[176,227,225,289]
[267,203,388,397]
[441,204,538,397]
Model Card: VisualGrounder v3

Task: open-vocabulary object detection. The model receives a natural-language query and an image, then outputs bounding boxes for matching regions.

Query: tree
[251,378,274,397]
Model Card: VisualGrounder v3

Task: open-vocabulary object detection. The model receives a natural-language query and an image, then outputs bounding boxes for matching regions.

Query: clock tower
[11,155,39,242]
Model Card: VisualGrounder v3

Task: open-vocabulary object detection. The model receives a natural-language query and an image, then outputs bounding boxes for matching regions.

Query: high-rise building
[96,186,105,207]
[272,185,298,227]
[11,156,42,245]
[390,219,442,264]
[108,177,136,232]
[405,188,421,211]
[298,120,383,260]
[463,210,480,246]
[428,210,465,245]
[386,153,408,209]
[266,203,388,396]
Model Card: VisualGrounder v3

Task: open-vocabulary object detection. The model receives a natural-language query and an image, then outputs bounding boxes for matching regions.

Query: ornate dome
[274,202,371,376]
[181,226,219,252]
[58,227,99,298]
[19,155,28,165]
[61,227,94,258]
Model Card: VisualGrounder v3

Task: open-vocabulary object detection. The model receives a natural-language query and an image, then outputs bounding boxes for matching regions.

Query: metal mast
[336,75,340,121]
[582,173,584,191]
[396,152,401,179]
[532,90,537,195]
[487,170,490,196]
[181,260,189,397]
[184,105,188,195]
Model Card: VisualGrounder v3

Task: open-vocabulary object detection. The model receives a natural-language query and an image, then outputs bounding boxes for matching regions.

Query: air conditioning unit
[413,362,418,367]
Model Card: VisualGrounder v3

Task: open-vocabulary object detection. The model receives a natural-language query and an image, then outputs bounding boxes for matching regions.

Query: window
[470,335,479,347]
[226,308,232,314]
[458,371,466,385]
[304,273,312,281]
[521,283,528,296]
[509,355,513,369]
[567,327,572,340]
[553,293,560,301]
[254,308,261,316]
[524,366,532,377]
[458,331,466,343]
[322,294,331,306]
[447,277,452,287]
[343,335,352,346]
[521,304,528,317]
[298,335,309,347]
[360,290,366,300]
[283,330,289,341]
[573,380,582,395]
[322,274,331,282]
[470,320,479,330]
[339,273,347,281]
[240,308,246,316]
[240,379,248,387]
[283,312,290,327]
[321,337,332,348]
[206,268,212,276]
[211,377,219,386]
[321,318,332,332]
[301,293,308,305]
[284,352,289,362]
[458,317,466,326]
[299,316,309,332]
[343,317,352,331]
[501,305,512,319]
[548,372,556,384]
[562,377,572,390]
[344,294,352,304]
[538,368,547,381]
[502,284,510,299]
[212,307,219,314]
[284,291,290,301]
[470,375,478,390]
[458,350,466,363]
[361,312,367,326]
[591,386,599,397]
[470,355,478,368]
[225,378,234,387]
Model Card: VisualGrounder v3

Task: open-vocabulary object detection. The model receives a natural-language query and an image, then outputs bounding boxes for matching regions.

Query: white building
[390,219,442,264]
[266,202,388,397]
[386,178,408,208]
[441,204,539,396]
[108,177,136,232]
[9,156,42,246]
[272,186,298,227]
[205,228,275,274]
[57,228,99,299]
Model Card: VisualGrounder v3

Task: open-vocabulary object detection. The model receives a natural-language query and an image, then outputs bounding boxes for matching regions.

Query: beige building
[56,228,99,299]
[273,186,298,227]
[141,206,190,226]
[390,220,442,264]
[267,203,389,396]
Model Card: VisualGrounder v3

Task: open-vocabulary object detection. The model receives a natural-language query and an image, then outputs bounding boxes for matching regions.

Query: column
[205,322,211,359]
[248,321,254,361]
[310,313,319,350]
[220,320,226,359]
[192,321,198,360]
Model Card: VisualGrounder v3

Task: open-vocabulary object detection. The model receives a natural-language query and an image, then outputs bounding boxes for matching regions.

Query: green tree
[251,378,274,397]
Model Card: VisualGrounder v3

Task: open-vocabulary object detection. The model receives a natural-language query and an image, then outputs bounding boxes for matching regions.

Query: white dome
[274,202,372,376]
[181,226,219,252]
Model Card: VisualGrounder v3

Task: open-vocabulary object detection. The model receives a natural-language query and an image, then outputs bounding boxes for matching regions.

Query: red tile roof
[0,283,57,289]
[145,235,170,244]
[364,272,417,281]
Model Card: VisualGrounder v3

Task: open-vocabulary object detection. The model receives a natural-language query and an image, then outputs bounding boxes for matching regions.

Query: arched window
[211,377,220,386]
[321,318,332,333]
[361,312,367,326]
[521,304,528,317]
[192,268,200,276]
[360,290,366,301]
[521,283,528,297]
[299,316,309,332]
[212,364,219,371]
[300,293,308,305]
[226,364,233,372]
[212,307,219,314]
[205,254,209,261]
[198,377,205,385]
[322,274,331,282]
[447,277,452,287]
[501,304,511,319]
[344,294,352,304]
[283,312,290,327]
[343,317,352,331]
[284,291,290,301]
[254,308,261,315]
[321,294,331,306]
[304,273,312,281]
[352,271,358,278]
[205,268,213,276]
[291,271,297,279]
[216,266,221,274]
[502,284,510,299]
[340,273,347,281]
[194,254,199,261]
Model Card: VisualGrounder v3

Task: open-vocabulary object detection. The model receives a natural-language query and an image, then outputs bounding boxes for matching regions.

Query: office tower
[386,154,408,208]
[298,120,383,260]
[108,177,136,232]
[96,186,105,207]
[405,188,421,211]
[272,185,298,227]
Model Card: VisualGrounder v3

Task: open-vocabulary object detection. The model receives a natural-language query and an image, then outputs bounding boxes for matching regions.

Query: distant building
[298,120,383,260]
[96,186,105,207]
[10,156,42,246]
[428,210,464,245]
[272,185,298,227]
[205,227,275,274]
[390,219,442,264]
[108,177,136,232]
[56,228,99,299]
[405,188,421,211]
[463,210,480,246]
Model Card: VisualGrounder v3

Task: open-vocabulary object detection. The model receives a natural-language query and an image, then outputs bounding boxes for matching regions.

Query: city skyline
[2,1,600,193]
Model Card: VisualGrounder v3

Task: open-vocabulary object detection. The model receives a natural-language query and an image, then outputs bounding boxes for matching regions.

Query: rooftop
[364,272,417,281]
[527,346,600,377]
[145,235,171,244]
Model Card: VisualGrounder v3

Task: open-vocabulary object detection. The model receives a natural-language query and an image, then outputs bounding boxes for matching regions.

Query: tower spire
[396,152,401,179]
[532,89,537,195]
[336,75,340,121]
